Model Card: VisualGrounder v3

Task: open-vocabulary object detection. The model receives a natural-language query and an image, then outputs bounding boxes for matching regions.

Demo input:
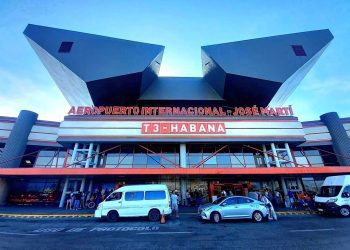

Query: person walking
[171,191,179,218]
[65,190,73,210]
[261,193,277,221]
[73,191,82,210]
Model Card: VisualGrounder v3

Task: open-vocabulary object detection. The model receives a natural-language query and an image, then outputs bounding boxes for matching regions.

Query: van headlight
[327,198,338,203]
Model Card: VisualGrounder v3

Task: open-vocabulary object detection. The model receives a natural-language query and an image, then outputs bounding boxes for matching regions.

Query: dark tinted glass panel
[145,191,166,200]
[238,197,254,204]
[106,192,122,201]
[58,41,73,53]
[291,45,306,56]
[318,186,342,197]
[125,191,144,201]
[225,197,238,205]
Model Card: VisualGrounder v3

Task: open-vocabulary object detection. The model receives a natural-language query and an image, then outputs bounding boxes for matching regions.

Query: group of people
[65,188,114,210]
[287,189,314,210]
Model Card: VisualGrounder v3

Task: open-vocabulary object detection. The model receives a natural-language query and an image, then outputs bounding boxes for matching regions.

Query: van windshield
[106,192,122,201]
[318,186,342,197]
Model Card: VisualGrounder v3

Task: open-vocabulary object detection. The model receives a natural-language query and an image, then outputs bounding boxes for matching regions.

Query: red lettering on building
[141,122,226,134]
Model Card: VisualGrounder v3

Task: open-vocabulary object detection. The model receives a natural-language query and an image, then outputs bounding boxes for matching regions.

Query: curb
[0,211,320,219]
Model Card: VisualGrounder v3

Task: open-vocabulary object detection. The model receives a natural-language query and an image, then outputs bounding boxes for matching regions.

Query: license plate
[318,208,323,212]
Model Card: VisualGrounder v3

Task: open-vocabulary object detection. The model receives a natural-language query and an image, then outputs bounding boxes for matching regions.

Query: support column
[262,144,271,168]
[85,143,94,168]
[270,143,280,167]
[59,178,69,208]
[180,144,186,168]
[179,144,187,205]
[0,110,38,168]
[297,177,303,191]
[284,143,295,167]
[70,143,79,167]
[180,179,187,206]
[80,177,86,192]
[93,144,100,168]
[280,177,288,197]
[0,178,9,206]
[88,179,93,192]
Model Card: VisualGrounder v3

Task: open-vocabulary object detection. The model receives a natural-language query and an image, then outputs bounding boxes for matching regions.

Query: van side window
[106,192,122,201]
[343,186,350,193]
[125,191,144,201]
[145,191,166,200]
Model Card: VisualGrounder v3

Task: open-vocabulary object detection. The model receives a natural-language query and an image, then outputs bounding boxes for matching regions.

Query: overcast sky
[0,0,349,122]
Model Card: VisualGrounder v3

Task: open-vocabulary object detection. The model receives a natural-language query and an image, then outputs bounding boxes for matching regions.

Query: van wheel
[107,210,119,222]
[339,206,350,217]
[252,211,263,222]
[210,212,221,223]
[148,209,161,222]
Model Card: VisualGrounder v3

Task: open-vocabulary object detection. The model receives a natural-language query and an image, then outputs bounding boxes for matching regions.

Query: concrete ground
[0,212,349,250]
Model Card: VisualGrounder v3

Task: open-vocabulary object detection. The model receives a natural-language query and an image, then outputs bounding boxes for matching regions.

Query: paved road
[0,214,349,250]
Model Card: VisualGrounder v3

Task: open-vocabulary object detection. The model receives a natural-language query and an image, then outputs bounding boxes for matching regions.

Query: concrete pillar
[80,177,86,192]
[270,143,280,167]
[280,177,288,196]
[321,112,350,166]
[180,144,186,168]
[70,143,79,166]
[297,177,303,191]
[0,110,38,168]
[284,143,295,167]
[59,178,69,208]
[262,144,271,168]
[73,180,79,191]
[180,179,187,206]
[85,143,94,168]
[88,179,93,192]
[0,178,9,206]
[93,144,100,168]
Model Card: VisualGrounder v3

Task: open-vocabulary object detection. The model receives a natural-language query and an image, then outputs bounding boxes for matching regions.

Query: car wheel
[107,210,119,222]
[210,212,221,223]
[339,206,350,217]
[252,211,263,222]
[148,209,161,222]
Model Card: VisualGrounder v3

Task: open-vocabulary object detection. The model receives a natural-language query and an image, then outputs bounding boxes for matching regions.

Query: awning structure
[1,167,350,176]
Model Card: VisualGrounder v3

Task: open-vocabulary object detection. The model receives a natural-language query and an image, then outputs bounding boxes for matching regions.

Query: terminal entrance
[208,182,252,201]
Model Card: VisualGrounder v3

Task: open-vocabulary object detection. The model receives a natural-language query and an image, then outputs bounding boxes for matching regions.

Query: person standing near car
[171,191,179,218]
[261,193,277,221]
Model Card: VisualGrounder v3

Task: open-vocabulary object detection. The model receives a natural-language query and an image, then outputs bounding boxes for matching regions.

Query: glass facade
[294,150,324,167]
[34,149,68,168]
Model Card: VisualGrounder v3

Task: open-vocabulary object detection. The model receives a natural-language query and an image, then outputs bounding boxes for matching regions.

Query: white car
[95,184,172,222]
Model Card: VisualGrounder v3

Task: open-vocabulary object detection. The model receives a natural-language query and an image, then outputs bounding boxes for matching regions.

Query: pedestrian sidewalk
[0,205,318,219]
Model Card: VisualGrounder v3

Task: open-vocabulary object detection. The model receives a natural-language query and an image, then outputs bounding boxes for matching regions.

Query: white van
[314,175,350,217]
[94,184,172,222]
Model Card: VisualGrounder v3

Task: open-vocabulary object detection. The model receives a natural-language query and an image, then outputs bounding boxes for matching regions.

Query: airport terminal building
[1,24,350,207]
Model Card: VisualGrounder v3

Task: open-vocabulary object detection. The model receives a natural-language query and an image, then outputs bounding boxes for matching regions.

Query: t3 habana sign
[67,105,294,117]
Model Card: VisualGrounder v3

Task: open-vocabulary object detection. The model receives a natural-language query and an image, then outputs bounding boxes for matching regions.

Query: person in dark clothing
[73,191,82,210]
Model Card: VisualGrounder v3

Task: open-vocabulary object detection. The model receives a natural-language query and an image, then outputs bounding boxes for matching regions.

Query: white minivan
[314,175,350,217]
[94,184,172,222]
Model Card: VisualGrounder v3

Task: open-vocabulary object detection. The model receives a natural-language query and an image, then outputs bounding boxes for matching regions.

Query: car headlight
[327,198,338,203]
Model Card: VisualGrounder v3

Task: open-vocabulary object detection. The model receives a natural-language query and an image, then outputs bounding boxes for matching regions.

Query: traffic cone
[160,210,166,224]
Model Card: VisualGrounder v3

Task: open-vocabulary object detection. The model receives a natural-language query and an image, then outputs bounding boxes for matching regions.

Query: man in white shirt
[171,191,179,218]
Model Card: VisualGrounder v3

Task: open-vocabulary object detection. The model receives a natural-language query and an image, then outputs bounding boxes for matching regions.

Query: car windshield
[212,197,226,204]
[317,186,342,197]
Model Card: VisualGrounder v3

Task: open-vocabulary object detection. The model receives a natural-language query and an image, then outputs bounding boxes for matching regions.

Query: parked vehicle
[198,196,269,223]
[94,184,172,222]
[314,175,350,217]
